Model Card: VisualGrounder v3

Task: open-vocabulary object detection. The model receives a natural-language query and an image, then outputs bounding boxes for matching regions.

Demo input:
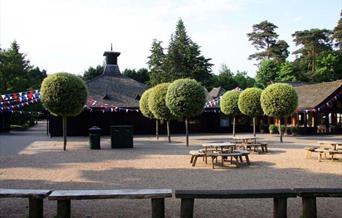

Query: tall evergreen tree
[255,59,279,88]
[292,28,332,74]
[147,39,167,86]
[0,41,46,93]
[83,65,104,81]
[163,19,213,86]
[247,20,289,63]
[332,10,342,49]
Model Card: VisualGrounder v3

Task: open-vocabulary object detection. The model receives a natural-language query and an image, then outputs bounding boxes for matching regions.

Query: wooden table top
[202,142,235,147]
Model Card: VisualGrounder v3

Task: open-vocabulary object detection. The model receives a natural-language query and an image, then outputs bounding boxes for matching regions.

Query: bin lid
[89,126,102,131]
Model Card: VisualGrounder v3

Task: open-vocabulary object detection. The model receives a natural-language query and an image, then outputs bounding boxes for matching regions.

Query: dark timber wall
[48,110,254,136]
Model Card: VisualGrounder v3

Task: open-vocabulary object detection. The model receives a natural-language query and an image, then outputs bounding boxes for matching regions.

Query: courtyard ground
[0,121,341,218]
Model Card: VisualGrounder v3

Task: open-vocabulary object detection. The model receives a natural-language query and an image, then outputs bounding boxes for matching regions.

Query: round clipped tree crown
[220,90,241,116]
[41,72,88,117]
[139,88,155,119]
[260,83,298,117]
[238,87,263,117]
[149,83,174,120]
[165,78,206,118]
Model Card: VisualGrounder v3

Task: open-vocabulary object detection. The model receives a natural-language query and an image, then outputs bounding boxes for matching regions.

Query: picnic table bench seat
[209,152,242,169]
[48,189,172,218]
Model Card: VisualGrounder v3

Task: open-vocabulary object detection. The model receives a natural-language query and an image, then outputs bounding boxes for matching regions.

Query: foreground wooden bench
[48,189,172,218]
[0,188,51,218]
[175,189,297,218]
[295,188,342,218]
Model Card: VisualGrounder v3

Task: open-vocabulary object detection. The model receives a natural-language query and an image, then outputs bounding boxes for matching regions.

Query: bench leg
[29,197,43,218]
[57,200,71,218]
[151,198,165,218]
[234,157,240,168]
[180,198,194,218]
[239,156,243,163]
[302,197,317,218]
[245,155,250,165]
[190,155,194,163]
[273,197,287,218]
[192,156,198,167]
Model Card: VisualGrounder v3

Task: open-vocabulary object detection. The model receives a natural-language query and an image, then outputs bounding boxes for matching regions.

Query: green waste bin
[110,125,133,148]
[89,126,101,149]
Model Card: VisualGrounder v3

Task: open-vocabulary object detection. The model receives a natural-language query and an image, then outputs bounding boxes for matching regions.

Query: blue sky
[0,0,340,77]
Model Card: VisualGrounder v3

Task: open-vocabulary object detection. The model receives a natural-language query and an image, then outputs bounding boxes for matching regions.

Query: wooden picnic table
[202,142,235,164]
[317,141,342,150]
[313,141,342,162]
[232,136,257,144]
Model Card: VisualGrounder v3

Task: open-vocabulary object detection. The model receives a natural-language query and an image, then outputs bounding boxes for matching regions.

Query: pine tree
[163,19,213,86]
[147,39,167,86]
[247,20,289,64]
[332,10,342,50]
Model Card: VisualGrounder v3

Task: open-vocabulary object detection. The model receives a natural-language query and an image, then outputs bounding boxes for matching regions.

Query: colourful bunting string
[0,90,40,112]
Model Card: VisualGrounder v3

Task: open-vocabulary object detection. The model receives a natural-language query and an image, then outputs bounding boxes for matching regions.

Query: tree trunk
[253,117,256,137]
[62,116,67,150]
[166,120,171,143]
[279,117,283,143]
[155,120,159,140]
[233,117,236,137]
[185,118,189,146]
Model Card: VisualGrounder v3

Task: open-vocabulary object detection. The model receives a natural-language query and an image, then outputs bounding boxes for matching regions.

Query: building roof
[208,87,226,100]
[293,80,342,109]
[86,75,147,108]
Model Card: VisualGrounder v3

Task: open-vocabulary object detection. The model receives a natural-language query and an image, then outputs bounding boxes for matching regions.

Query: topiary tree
[238,87,263,136]
[149,83,175,143]
[261,83,298,142]
[41,72,88,150]
[220,90,241,136]
[166,78,206,146]
[139,88,159,140]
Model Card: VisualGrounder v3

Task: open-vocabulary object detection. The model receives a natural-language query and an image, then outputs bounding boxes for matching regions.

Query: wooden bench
[304,146,319,159]
[175,189,297,218]
[234,150,251,165]
[295,188,342,218]
[189,150,205,167]
[0,188,51,218]
[48,189,172,218]
[209,152,242,169]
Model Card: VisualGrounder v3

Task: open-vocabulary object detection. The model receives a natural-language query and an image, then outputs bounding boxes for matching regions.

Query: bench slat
[0,189,51,198]
[175,189,297,199]
[49,189,172,200]
[295,188,342,197]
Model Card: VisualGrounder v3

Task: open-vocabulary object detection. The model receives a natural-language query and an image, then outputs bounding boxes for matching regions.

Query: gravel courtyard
[0,122,341,218]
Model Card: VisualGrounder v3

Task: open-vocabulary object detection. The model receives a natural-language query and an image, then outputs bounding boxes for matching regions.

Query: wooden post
[29,197,43,218]
[253,117,256,137]
[302,197,317,218]
[151,198,165,218]
[233,117,236,137]
[156,120,159,140]
[62,116,67,151]
[180,198,194,218]
[166,120,171,143]
[185,118,189,146]
[273,197,287,218]
[278,118,283,143]
[57,200,71,218]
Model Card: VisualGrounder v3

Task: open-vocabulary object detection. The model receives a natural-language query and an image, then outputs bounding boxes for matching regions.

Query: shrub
[269,124,278,134]
[149,83,174,121]
[261,83,298,142]
[149,83,174,142]
[41,72,88,150]
[139,88,155,119]
[166,78,206,118]
[220,90,241,136]
[166,78,206,146]
[291,126,298,134]
[260,83,298,118]
[238,87,263,136]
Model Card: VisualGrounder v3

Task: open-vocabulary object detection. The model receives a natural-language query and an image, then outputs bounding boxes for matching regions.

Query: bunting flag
[0,90,40,112]
[316,90,342,112]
